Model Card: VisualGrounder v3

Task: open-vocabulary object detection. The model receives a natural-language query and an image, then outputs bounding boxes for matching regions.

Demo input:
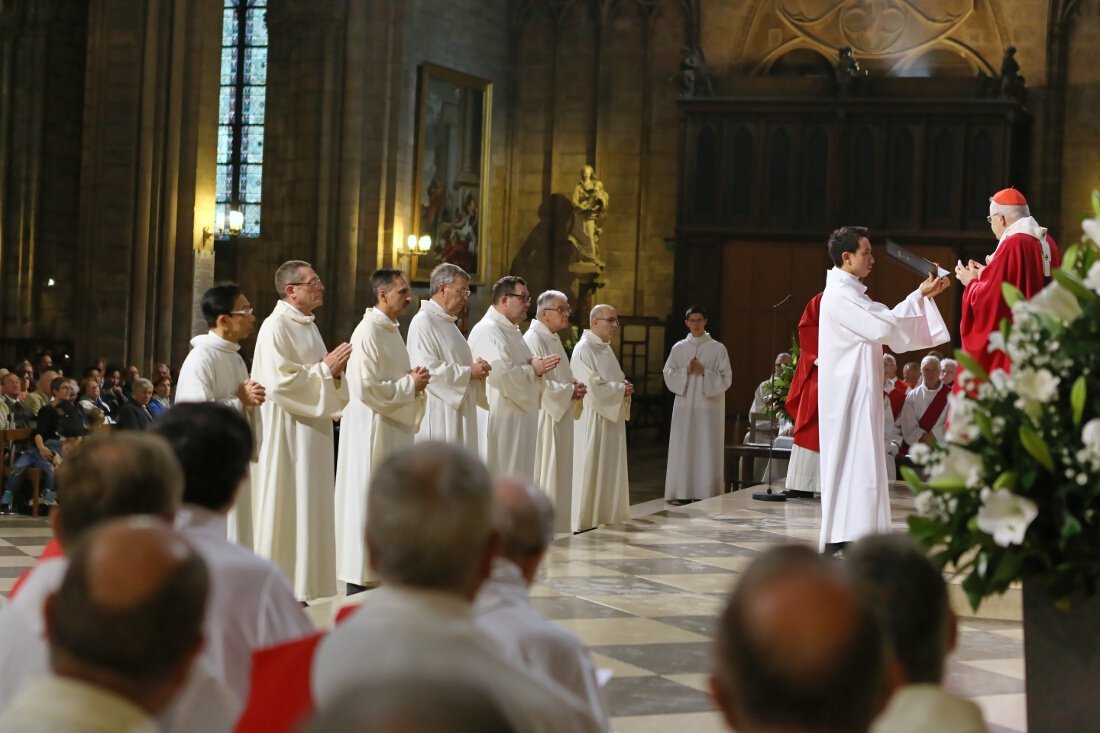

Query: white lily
[933,444,984,488]
[1083,419,1100,460]
[1086,261,1100,296]
[976,488,1039,547]
[1029,280,1082,324]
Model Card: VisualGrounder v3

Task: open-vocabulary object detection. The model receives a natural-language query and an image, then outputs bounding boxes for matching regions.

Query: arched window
[218,0,267,237]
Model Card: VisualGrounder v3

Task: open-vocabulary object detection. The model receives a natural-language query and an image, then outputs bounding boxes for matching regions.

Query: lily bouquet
[906,192,1100,610]
[761,340,799,423]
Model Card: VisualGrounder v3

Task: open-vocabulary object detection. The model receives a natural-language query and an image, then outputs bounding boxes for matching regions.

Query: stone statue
[835,46,863,96]
[677,45,714,97]
[568,165,609,269]
[999,45,1026,102]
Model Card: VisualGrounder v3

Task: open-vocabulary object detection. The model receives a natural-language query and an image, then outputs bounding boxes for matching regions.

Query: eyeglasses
[594,317,620,325]
[546,306,571,314]
[228,307,254,316]
[448,285,471,296]
[289,277,323,288]
[986,214,1002,224]
[504,293,532,303]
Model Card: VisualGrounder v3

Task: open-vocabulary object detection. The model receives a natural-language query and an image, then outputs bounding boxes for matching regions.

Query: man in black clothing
[117,378,156,431]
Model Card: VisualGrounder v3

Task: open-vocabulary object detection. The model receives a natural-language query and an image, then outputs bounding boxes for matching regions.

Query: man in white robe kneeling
[175,282,267,548]
[524,290,585,532]
[474,476,609,730]
[469,276,559,480]
[663,305,732,503]
[335,269,429,595]
[407,263,490,450]
[818,227,950,554]
[571,304,632,532]
[251,260,351,601]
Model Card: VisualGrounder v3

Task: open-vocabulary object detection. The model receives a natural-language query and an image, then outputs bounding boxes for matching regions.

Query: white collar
[274,298,315,324]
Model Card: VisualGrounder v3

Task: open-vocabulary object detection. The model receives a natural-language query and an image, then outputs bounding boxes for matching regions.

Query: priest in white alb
[571,304,632,532]
[899,354,948,452]
[818,227,950,553]
[175,282,267,547]
[663,305,732,503]
[524,290,585,532]
[406,263,491,450]
[335,269,429,594]
[251,260,351,600]
[468,276,558,480]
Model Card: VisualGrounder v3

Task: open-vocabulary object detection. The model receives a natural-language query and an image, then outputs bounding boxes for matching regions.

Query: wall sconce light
[211,209,243,238]
[46,277,56,288]
[397,234,431,275]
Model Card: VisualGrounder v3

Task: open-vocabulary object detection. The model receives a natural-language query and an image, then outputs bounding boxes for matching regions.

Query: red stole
[918,385,949,433]
[885,382,906,421]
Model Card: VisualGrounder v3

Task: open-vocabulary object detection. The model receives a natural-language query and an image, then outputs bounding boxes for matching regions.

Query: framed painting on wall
[410,63,492,283]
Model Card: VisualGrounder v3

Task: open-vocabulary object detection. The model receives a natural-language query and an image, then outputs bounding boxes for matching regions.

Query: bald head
[713,545,887,733]
[494,477,554,567]
[46,517,208,708]
[589,304,619,341]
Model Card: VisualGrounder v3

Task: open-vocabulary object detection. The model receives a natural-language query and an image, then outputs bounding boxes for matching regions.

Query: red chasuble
[960,231,1061,379]
[786,293,823,452]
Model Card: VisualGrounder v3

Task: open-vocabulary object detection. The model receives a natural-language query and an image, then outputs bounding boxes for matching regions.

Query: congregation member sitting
[152,403,312,713]
[6,377,86,508]
[0,517,209,733]
[22,369,58,419]
[300,676,518,733]
[148,375,173,417]
[847,535,988,733]
[122,365,141,399]
[116,378,155,430]
[940,358,957,389]
[711,545,891,733]
[100,365,127,414]
[0,432,237,732]
[902,361,920,389]
[77,377,115,424]
[474,476,609,730]
[311,441,602,733]
[0,373,32,429]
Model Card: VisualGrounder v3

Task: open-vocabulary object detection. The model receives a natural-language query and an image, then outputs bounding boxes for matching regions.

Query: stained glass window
[217,0,267,237]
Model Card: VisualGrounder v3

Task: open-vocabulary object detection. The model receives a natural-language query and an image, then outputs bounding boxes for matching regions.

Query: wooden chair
[1,428,44,517]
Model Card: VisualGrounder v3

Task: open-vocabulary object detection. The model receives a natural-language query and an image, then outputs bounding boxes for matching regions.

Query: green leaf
[1092,189,1100,218]
[1019,423,1055,473]
[954,349,990,384]
[1052,268,1097,303]
[989,551,1024,588]
[1062,513,1083,539]
[907,515,943,544]
[993,471,1018,491]
[973,410,994,441]
[900,466,926,492]
[962,570,986,611]
[1062,244,1079,272]
[929,475,967,492]
[1071,376,1087,427]
[1002,282,1024,308]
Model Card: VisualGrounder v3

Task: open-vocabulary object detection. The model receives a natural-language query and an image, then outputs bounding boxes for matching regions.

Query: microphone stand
[753,294,791,503]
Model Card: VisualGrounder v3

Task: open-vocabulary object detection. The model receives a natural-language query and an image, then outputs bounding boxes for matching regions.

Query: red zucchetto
[991,187,1028,206]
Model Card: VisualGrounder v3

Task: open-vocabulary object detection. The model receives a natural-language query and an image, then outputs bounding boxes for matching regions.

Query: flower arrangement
[906,191,1100,610]
[761,340,799,423]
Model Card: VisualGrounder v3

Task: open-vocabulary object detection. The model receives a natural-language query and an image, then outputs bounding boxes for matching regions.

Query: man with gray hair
[939,358,957,389]
[0,517,210,733]
[524,290,585,530]
[406,263,491,450]
[899,354,947,452]
[311,442,601,733]
[571,304,631,532]
[956,187,1061,380]
[116,377,155,430]
[474,477,609,729]
[251,260,351,600]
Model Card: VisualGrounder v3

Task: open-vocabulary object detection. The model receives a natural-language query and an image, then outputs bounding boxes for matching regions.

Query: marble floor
[0,483,1027,733]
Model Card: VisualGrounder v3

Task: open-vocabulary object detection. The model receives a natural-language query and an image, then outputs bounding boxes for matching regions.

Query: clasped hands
[687,358,705,376]
[954,258,987,287]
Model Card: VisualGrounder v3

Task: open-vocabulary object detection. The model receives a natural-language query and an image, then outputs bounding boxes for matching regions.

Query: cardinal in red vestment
[956,187,1062,383]
[784,292,823,495]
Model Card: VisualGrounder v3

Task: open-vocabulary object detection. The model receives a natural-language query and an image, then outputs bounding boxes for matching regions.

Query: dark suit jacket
[116,401,154,431]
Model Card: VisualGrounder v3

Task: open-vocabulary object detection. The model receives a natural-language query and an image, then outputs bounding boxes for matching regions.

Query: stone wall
[1060,1,1100,240]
